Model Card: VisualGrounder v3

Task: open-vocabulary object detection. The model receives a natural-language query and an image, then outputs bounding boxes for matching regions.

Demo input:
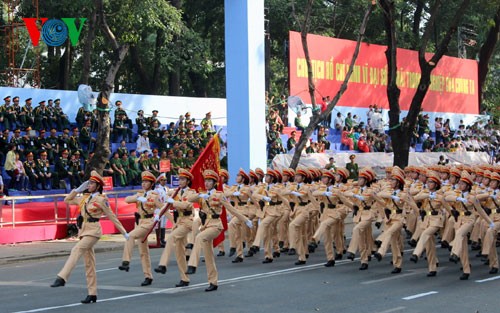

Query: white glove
[167,197,175,204]
[490,194,496,199]
[123,232,129,240]
[199,193,210,200]
[291,191,302,197]
[74,181,89,193]
[154,208,161,215]
[137,196,147,203]
[354,195,365,201]
[226,214,232,222]
[323,191,333,197]
[262,196,271,202]
[154,214,160,222]
[245,219,253,228]
[233,191,241,197]
[390,195,400,202]
[490,222,496,229]
[456,197,467,203]
[429,194,436,200]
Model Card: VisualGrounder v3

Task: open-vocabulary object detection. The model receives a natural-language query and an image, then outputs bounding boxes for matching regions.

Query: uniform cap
[426,171,441,186]
[203,169,219,181]
[321,169,336,180]
[179,168,194,181]
[249,170,259,181]
[450,167,461,178]
[483,170,492,179]
[282,168,295,177]
[219,169,229,179]
[89,170,104,186]
[141,171,156,182]
[156,173,167,183]
[336,167,349,180]
[459,170,473,185]
[391,169,405,185]
[255,168,265,177]
[238,168,249,181]
[266,168,277,178]
[296,167,309,178]
[490,172,500,182]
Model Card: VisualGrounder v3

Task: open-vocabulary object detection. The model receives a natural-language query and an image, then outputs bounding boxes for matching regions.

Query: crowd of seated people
[0,95,217,192]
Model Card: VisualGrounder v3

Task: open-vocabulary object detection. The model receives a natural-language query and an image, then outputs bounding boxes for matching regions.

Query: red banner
[289,31,479,114]
[188,134,226,247]
[103,176,113,191]
[159,160,170,173]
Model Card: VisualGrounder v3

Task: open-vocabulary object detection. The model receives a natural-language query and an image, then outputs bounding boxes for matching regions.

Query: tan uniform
[122,190,163,279]
[227,184,253,259]
[312,183,348,262]
[476,189,500,270]
[411,190,445,273]
[59,192,126,295]
[187,189,249,286]
[341,186,377,265]
[288,183,314,262]
[158,187,196,282]
[445,190,476,275]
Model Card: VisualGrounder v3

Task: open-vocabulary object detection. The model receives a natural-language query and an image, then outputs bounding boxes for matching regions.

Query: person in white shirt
[155,173,169,247]
[334,112,344,132]
[136,130,152,155]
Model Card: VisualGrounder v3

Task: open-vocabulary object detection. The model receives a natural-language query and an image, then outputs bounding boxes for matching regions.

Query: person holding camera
[50,171,128,304]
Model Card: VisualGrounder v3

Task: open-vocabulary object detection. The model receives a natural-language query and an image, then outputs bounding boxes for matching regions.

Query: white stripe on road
[402,291,438,300]
[475,275,500,283]
[95,268,118,273]
[361,269,424,284]
[374,307,406,313]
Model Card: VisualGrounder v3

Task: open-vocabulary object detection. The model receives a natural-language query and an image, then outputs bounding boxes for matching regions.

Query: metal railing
[0,189,140,228]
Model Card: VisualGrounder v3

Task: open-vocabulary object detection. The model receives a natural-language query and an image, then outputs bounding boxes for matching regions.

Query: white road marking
[475,276,500,283]
[95,268,117,273]
[374,307,406,313]
[362,269,422,284]
[402,291,438,300]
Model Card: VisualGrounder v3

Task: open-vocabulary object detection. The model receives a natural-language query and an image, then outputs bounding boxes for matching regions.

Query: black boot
[154,265,167,274]
[391,267,402,274]
[160,228,166,247]
[374,252,382,262]
[262,257,273,264]
[288,248,296,256]
[118,261,130,272]
[294,260,306,265]
[324,260,335,267]
[410,254,418,263]
[185,243,194,250]
[408,239,417,247]
[217,251,225,257]
[459,273,469,280]
[229,247,236,257]
[335,253,343,260]
[449,254,459,264]
[427,271,437,277]
[489,267,498,274]
[81,295,97,304]
[50,277,66,287]
[346,252,355,261]
[186,266,197,274]
[232,256,243,263]
[359,263,368,270]
[205,283,218,292]
[141,278,153,286]
[272,251,281,258]
[175,280,190,287]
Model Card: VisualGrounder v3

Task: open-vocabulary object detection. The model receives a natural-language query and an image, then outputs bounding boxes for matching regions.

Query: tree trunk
[59,41,71,90]
[169,65,181,96]
[130,45,153,93]
[411,0,424,50]
[86,0,130,177]
[289,2,374,169]
[79,7,97,85]
[478,5,500,108]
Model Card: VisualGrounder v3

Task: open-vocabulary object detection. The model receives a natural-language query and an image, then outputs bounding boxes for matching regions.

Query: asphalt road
[1,240,499,313]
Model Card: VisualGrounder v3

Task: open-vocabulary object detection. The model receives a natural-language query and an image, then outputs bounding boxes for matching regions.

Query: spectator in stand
[345,112,353,130]
[422,137,434,152]
[200,111,214,132]
[136,130,152,156]
[268,109,284,133]
[4,144,17,189]
[136,110,149,136]
[146,110,161,128]
[277,95,289,126]
[111,152,127,187]
[24,151,39,190]
[409,143,416,152]
[174,114,185,129]
[287,130,297,152]
[14,152,28,190]
[53,99,70,130]
[116,140,129,157]
[294,112,305,131]
[325,157,336,170]
[317,126,330,150]
[334,112,344,133]
[434,117,442,144]
[357,135,369,153]
[341,126,354,150]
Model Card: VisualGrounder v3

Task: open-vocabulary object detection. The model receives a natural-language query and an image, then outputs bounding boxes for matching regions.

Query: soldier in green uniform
[128,150,141,185]
[346,154,359,180]
[149,120,163,145]
[139,152,152,172]
[110,152,127,187]
[55,149,71,189]
[10,129,24,155]
[34,100,49,131]
[19,98,35,130]
[36,151,56,189]
[135,110,148,137]
[68,151,83,188]
[116,140,129,157]
[170,150,184,176]
[184,149,196,169]
[287,131,297,151]
[58,128,71,153]
[46,99,57,129]
[146,110,161,129]
[75,106,87,129]
[69,127,83,156]
[46,128,59,162]
[0,129,9,165]
[53,99,69,130]
[11,96,21,130]
[1,96,16,131]
[24,151,39,190]
[120,153,134,185]
[149,149,160,177]
[37,129,53,160]
[79,120,95,151]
